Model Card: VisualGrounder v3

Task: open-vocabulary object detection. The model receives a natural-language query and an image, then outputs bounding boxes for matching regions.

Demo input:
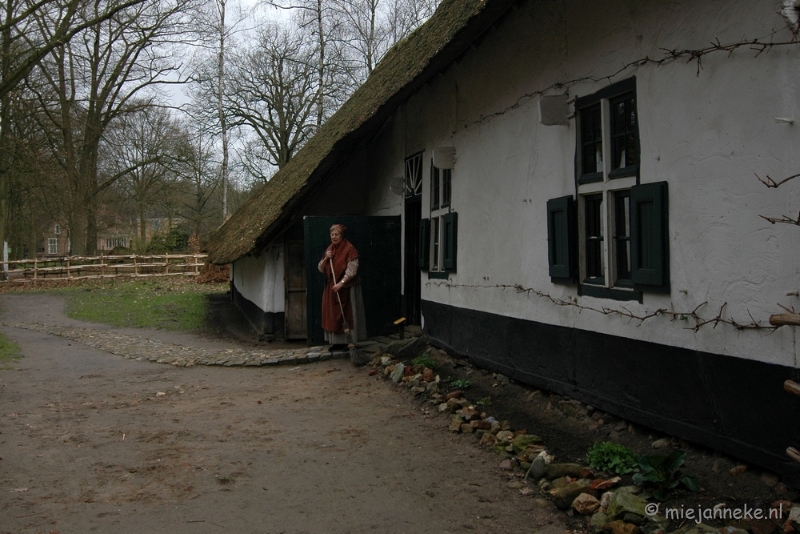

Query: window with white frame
[418,160,457,277]
[106,237,127,249]
[48,238,57,255]
[54,224,60,235]
[546,78,669,299]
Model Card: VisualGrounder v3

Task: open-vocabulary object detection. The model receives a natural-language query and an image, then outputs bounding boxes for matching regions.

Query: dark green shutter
[630,181,669,291]
[443,212,458,271]
[546,196,576,282]
[418,218,430,270]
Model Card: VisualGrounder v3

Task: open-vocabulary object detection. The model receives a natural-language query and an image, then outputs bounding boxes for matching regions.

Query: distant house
[208,0,800,483]
[40,222,69,257]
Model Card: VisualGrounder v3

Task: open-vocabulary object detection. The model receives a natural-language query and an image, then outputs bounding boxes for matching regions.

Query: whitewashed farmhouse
[208,0,800,482]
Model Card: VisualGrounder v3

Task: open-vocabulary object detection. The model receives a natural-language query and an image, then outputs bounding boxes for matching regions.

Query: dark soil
[400,346,799,532]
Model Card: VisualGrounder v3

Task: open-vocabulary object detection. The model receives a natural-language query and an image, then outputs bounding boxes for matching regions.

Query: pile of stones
[369,343,800,534]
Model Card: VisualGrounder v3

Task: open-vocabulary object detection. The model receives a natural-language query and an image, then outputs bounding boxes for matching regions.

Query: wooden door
[304,216,401,345]
[284,239,307,339]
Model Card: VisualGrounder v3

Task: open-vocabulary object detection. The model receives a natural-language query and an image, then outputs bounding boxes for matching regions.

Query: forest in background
[0,0,439,261]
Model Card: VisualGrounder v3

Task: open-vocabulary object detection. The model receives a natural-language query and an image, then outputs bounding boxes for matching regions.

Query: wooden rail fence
[1,254,208,284]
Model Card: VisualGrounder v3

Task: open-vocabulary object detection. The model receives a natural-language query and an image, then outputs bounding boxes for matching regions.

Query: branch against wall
[756,173,800,226]
[464,31,800,130]
[427,281,791,333]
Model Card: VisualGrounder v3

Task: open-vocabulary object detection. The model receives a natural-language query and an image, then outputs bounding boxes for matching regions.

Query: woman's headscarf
[324,223,357,281]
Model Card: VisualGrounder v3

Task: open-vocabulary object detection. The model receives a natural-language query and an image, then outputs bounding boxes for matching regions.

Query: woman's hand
[332,282,343,293]
[325,250,334,259]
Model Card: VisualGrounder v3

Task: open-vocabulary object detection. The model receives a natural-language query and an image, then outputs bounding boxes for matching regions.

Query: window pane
[431,165,440,209]
[442,169,452,206]
[611,93,638,170]
[584,194,604,281]
[614,191,631,283]
[580,104,602,174]
[432,217,440,271]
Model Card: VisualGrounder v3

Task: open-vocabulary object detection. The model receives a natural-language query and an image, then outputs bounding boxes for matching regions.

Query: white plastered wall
[232,244,285,314]
[357,0,800,367]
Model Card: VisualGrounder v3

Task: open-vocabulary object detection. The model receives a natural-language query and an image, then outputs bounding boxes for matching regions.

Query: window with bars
[105,237,127,249]
[546,78,669,298]
[405,152,423,198]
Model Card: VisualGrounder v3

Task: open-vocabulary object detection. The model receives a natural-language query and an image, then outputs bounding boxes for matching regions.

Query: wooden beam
[788,447,800,464]
[770,313,800,327]
[785,380,800,397]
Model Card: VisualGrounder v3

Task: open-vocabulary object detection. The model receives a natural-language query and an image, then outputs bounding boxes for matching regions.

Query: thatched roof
[206,0,518,265]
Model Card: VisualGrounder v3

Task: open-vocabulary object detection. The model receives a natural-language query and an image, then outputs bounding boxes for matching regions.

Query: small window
[583,194,604,284]
[546,77,668,297]
[48,238,57,255]
[54,224,60,235]
[612,191,632,286]
[427,159,457,276]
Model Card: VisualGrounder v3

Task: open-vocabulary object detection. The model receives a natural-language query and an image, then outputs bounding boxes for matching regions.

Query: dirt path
[0,293,568,534]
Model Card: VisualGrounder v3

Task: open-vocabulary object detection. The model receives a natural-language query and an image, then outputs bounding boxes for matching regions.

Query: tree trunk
[217,0,229,223]
[315,0,324,127]
[139,201,147,243]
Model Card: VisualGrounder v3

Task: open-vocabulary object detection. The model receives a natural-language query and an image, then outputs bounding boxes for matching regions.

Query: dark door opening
[304,216,401,346]
[404,197,422,325]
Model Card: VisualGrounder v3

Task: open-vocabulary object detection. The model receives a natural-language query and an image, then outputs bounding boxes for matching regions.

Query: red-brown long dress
[318,238,366,343]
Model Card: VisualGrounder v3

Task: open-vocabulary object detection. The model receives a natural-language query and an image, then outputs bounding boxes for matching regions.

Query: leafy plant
[476,396,492,407]
[412,354,436,370]
[632,450,700,501]
[450,378,471,390]
[585,441,640,475]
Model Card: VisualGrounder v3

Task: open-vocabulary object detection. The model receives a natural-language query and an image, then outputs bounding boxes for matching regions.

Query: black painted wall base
[231,283,285,340]
[422,299,800,486]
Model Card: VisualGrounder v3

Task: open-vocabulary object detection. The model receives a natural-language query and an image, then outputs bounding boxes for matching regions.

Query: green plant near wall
[633,450,700,501]
[412,354,436,370]
[585,441,640,475]
[450,378,471,390]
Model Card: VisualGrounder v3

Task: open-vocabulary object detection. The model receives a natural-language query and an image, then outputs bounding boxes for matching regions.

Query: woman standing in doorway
[318,224,366,348]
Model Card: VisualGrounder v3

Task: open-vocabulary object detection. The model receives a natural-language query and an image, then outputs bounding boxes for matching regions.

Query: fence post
[66,256,70,279]
[165,255,169,275]
[133,254,138,276]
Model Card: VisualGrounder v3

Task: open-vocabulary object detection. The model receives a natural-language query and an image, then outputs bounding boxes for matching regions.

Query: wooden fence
[1,254,208,283]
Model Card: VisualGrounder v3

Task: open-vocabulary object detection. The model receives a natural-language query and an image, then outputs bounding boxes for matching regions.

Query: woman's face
[330,229,342,245]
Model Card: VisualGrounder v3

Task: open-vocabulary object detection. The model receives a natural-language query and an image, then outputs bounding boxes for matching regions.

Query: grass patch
[0,332,22,369]
[60,278,227,332]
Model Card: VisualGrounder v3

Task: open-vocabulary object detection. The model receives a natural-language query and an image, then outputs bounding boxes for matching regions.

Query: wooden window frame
[545,77,668,299]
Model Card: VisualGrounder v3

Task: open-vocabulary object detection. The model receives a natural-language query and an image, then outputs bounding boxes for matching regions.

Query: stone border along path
[2,322,390,367]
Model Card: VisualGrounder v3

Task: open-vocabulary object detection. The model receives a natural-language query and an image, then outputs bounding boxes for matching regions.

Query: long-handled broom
[329,258,371,366]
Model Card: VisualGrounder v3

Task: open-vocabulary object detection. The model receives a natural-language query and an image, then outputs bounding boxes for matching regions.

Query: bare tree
[174,126,222,241]
[27,0,198,255]
[265,0,345,127]
[102,107,186,244]
[226,24,318,178]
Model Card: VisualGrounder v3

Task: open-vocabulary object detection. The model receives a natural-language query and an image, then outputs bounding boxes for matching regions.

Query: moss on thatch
[207,0,517,265]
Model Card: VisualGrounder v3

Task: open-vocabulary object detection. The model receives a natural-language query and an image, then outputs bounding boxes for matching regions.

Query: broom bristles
[348,343,372,366]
